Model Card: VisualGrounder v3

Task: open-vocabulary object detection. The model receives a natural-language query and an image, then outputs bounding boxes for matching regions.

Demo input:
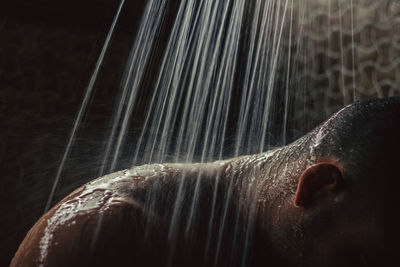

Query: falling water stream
[43,0,400,265]
[44,0,126,212]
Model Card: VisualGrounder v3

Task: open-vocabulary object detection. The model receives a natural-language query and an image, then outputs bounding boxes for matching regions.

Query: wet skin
[11,97,400,267]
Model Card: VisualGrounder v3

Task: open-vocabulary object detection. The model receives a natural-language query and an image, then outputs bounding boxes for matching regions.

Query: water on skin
[44,0,368,265]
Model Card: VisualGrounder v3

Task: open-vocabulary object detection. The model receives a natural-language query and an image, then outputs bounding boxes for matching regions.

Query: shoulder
[10,166,162,267]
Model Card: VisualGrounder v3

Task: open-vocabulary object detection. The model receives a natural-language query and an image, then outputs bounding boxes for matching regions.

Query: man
[11,97,400,267]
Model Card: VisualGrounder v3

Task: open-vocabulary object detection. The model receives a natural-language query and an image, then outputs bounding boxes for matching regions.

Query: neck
[221,134,314,266]
[227,134,312,213]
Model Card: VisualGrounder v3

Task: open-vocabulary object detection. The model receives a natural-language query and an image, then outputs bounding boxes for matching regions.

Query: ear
[294,162,344,208]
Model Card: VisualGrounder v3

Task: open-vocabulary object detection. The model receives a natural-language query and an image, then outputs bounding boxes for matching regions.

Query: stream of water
[43,0,400,265]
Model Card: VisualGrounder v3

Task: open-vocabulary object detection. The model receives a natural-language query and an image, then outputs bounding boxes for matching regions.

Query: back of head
[316,96,400,194]
[312,97,400,265]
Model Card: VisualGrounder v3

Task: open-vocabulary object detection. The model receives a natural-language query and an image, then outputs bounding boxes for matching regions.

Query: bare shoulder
[10,166,171,267]
[11,161,232,267]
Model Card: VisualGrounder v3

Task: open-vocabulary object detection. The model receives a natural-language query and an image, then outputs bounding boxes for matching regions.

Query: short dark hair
[310,97,399,179]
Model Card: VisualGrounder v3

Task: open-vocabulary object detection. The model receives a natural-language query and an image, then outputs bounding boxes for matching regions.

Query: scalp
[313,97,400,185]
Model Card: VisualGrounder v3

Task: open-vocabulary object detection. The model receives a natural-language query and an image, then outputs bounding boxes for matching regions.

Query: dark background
[0,0,148,264]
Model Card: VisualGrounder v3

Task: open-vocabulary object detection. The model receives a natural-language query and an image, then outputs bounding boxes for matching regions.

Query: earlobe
[294,162,344,208]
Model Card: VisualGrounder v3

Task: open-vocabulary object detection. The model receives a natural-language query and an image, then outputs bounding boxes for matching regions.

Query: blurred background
[1,0,399,265]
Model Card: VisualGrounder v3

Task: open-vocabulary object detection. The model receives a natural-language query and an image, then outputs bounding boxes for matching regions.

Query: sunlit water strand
[44,0,125,212]
[107,0,168,173]
[282,0,294,144]
[350,0,356,100]
[98,0,166,175]
[338,0,346,104]
[260,0,290,152]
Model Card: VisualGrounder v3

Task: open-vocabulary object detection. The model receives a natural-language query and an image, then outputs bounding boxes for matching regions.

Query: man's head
[254,97,400,266]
